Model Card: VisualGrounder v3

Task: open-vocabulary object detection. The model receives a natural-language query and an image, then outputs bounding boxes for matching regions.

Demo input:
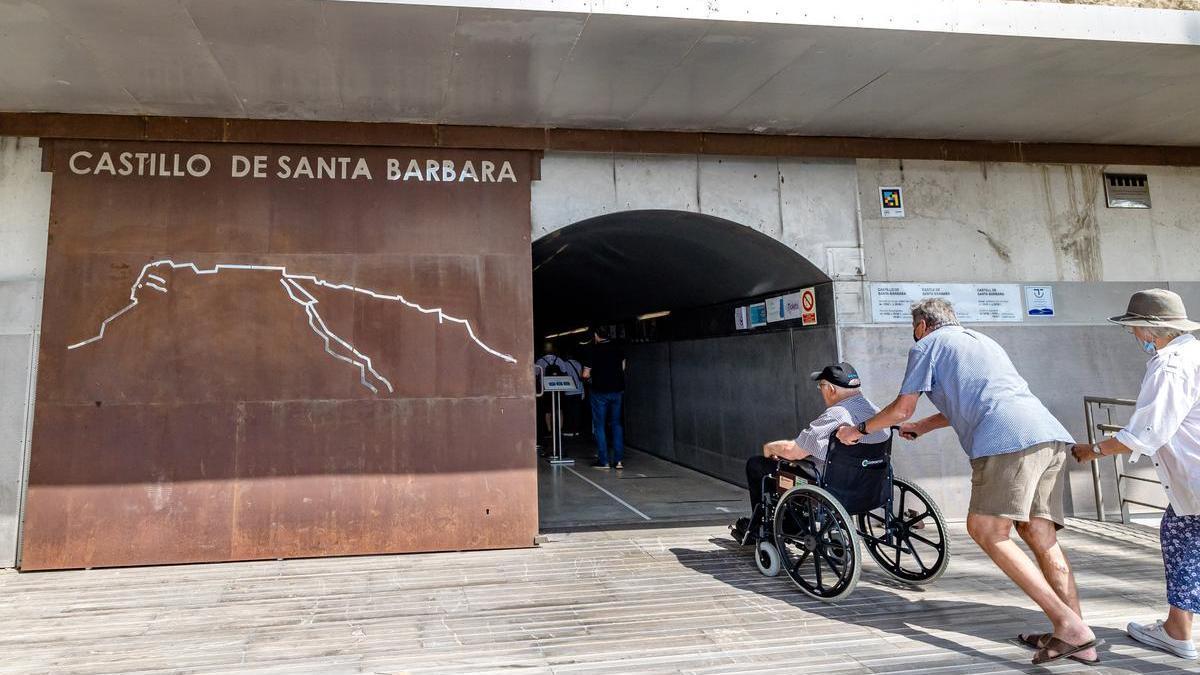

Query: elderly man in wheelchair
[729,361,950,601]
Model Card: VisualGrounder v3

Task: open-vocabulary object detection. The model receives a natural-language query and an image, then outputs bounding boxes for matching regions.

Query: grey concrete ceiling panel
[628,23,817,131]
[439,9,587,125]
[182,0,342,119]
[323,3,460,122]
[0,1,134,113]
[36,0,237,116]
[539,14,709,125]
[3,0,1200,145]
[718,27,937,134]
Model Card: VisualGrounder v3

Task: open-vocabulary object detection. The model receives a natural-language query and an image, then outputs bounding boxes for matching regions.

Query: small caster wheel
[756,540,781,577]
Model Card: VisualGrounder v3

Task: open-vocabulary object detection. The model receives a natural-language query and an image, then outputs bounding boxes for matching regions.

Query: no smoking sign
[800,287,817,326]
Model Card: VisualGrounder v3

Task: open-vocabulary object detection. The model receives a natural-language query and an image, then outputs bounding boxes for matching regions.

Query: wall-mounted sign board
[749,303,768,328]
[1024,285,1055,317]
[870,283,1023,323]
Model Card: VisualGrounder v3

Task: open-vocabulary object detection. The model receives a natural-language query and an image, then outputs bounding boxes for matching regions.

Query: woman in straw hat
[1073,288,1200,660]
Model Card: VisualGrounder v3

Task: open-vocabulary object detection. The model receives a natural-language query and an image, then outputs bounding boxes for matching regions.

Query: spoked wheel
[856,476,950,584]
[773,484,862,602]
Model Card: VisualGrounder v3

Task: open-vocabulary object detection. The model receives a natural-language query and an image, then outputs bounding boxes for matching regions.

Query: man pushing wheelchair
[728,357,950,603]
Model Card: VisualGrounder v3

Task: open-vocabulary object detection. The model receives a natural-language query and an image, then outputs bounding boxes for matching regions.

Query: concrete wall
[532,153,863,280]
[846,159,1200,519]
[534,151,1200,521]
[0,138,50,567]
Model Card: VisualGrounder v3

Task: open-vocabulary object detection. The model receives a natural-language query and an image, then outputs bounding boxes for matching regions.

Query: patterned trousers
[1161,505,1200,613]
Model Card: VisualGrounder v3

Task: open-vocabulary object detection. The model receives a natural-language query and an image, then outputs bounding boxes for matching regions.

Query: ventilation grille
[1104,173,1151,209]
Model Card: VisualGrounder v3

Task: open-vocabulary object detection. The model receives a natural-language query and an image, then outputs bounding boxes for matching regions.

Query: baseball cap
[810,362,862,388]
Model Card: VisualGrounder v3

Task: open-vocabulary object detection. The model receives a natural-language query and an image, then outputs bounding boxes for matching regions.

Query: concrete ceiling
[3,0,1200,144]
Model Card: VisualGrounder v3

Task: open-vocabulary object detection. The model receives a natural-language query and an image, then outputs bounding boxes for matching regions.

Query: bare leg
[967,514,1097,660]
[1015,518,1082,617]
[1164,606,1195,643]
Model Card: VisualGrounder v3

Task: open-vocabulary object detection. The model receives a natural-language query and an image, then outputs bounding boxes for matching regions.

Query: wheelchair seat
[820,433,892,515]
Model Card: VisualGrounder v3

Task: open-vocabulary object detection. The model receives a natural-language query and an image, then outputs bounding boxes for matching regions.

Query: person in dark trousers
[581,326,625,469]
[731,362,888,543]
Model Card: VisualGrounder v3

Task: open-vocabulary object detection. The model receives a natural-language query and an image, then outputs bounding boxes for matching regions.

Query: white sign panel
[764,292,805,324]
[765,295,785,323]
[542,376,577,392]
[870,283,1024,323]
[734,306,749,330]
[1024,285,1055,317]
[782,292,804,321]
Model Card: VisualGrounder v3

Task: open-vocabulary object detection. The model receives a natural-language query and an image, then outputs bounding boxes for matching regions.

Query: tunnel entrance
[532,210,838,530]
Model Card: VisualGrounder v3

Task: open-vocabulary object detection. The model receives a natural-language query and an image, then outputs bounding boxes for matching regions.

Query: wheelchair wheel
[755,540,781,577]
[856,476,950,584]
[773,484,861,602]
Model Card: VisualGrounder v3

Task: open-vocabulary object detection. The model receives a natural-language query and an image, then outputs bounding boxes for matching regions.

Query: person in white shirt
[535,342,584,439]
[1073,288,1200,661]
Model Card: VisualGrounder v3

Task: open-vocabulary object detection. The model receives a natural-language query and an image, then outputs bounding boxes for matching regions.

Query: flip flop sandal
[1032,637,1105,665]
[1015,633,1052,650]
[1015,633,1101,665]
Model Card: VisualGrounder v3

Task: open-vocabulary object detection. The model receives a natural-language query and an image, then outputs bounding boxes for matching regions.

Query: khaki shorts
[969,441,1068,528]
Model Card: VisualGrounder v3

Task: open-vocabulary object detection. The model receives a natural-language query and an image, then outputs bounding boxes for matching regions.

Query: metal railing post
[1084,399,1104,521]
[1082,395,1159,523]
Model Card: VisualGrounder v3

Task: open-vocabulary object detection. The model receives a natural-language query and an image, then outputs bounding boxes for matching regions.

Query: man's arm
[763,440,808,461]
[900,412,949,439]
[834,393,920,444]
[794,408,851,462]
[839,342,935,445]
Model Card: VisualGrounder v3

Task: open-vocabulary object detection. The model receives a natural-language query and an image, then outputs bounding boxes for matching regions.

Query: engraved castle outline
[68,260,518,394]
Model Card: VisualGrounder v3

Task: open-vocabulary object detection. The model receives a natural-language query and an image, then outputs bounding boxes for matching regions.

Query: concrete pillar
[0,137,51,567]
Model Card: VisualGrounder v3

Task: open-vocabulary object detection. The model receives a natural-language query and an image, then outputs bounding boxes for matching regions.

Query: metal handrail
[1083,395,1164,523]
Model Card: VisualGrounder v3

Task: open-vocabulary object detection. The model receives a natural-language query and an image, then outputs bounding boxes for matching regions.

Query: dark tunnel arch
[532,209,831,335]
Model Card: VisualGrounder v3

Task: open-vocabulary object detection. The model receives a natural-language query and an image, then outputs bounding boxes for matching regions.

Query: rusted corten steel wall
[21,140,537,570]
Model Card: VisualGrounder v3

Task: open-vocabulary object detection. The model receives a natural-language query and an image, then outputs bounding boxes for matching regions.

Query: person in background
[535,341,584,441]
[581,326,625,469]
[731,362,888,544]
[563,350,585,436]
[1072,289,1200,661]
[836,298,1098,666]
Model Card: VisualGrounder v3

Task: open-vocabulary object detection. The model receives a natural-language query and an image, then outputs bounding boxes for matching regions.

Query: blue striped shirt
[795,393,890,465]
[900,326,1072,460]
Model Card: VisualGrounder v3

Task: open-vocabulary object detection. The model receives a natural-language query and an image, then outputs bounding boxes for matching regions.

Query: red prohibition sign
[801,290,815,311]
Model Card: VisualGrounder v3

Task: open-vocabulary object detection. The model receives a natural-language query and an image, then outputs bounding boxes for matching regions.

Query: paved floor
[1,519,1191,674]
[537,442,750,530]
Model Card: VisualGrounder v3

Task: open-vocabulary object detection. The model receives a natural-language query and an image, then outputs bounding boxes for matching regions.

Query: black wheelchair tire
[773,484,862,602]
[856,476,950,585]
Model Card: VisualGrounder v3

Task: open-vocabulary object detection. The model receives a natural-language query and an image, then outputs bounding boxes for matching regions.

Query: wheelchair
[738,428,950,602]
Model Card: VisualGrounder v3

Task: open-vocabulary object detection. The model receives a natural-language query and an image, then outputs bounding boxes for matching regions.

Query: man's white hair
[910,297,959,329]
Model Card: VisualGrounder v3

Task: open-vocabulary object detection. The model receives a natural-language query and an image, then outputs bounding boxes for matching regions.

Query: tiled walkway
[0,519,1190,674]
[537,443,750,530]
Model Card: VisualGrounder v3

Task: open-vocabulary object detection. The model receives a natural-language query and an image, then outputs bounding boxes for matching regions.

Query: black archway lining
[533,210,830,335]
